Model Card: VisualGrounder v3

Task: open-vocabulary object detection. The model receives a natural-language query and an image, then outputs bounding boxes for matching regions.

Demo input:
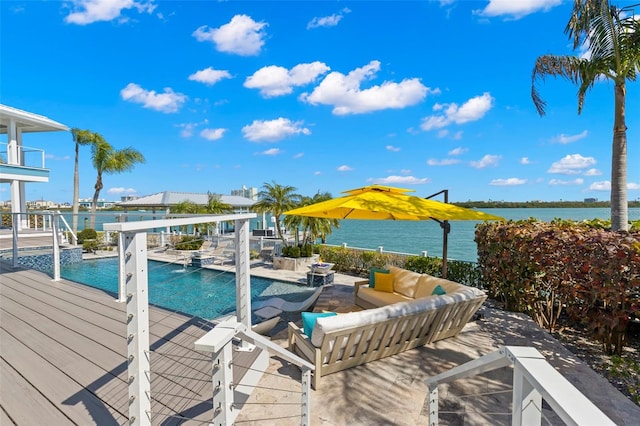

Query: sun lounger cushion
[369,267,390,288]
[302,311,337,337]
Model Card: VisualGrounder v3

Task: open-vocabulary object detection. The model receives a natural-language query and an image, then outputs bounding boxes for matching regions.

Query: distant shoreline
[453,201,640,209]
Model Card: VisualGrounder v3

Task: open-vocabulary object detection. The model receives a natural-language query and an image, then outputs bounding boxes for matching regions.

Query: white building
[231,185,258,201]
[0,104,69,229]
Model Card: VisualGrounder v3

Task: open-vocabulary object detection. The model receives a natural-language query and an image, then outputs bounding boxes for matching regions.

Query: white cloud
[260,148,281,156]
[45,154,71,161]
[178,122,197,138]
[549,178,584,185]
[200,128,226,141]
[107,187,137,194]
[301,60,435,115]
[193,14,267,56]
[420,92,494,131]
[370,175,430,185]
[64,0,156,25]
[314,171,322,175]
[188,67,232,86]
[474,0,562,20]
[293,153,304,159]
[337,165,353,172]
[242,118,311,142]
[551,130,588,144]
[589,181,610,191]
[400,169,411,175]
[120,83,187,113]
[245,62,330,97]
[521,157,531,165]
[490,178,527,186]
[548,153,596,174]
[589,181,640,191]
[427,158,460,166]
[448,147,467,156]
[386,145,401,152]
[584,168,602,176]
[470,154,501,169]
[307,8,350,29]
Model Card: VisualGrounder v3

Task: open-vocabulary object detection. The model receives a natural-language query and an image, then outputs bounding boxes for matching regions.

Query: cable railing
[426,346,616,426]
[100,214,314,425]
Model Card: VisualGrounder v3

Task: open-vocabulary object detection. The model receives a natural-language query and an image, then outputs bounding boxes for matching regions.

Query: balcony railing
[0,142,46,168]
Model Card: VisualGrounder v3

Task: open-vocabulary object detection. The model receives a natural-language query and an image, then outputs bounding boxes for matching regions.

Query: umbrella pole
[426,189,450,278]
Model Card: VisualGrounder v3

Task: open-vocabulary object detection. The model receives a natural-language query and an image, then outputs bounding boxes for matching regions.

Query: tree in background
[252,181,301,243]
[89,136,145,228]
[285,191,339,245]
[70,128,97,242]
[201,191,233,236]
[531,0,639,231]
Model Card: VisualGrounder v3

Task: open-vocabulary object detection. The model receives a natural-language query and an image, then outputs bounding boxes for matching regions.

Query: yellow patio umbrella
[284,184,504,277]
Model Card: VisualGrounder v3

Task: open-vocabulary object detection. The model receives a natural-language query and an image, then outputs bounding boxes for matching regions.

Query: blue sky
[1,0,638,204]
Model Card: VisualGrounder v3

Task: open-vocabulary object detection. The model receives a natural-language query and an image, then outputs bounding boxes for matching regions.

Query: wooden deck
[0,262,259,425]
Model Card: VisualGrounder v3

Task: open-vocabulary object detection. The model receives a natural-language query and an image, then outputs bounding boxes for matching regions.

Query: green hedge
[476,219,640,355]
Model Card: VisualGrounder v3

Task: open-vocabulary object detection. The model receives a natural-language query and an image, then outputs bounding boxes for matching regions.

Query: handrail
[425,346,615,426]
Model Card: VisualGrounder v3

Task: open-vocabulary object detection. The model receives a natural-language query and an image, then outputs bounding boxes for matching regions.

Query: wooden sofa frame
[287,291,487,389]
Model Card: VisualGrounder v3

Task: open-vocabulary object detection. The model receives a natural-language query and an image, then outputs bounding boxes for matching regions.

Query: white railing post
[123,231,151,426]
[52,213,61,281]
[427,384,438,426]
[512,364,542,425]
[235,218,251,331]
[301,369,312,426]
[12,213,19,268]
[117,232,127,302]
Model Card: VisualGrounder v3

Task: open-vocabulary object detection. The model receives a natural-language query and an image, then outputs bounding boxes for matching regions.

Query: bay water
[65,207,640,263]
[323,207,640,263]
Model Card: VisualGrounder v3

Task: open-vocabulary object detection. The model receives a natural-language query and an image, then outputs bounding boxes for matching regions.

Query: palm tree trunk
[91,172,103,229]
[611,82,628,232]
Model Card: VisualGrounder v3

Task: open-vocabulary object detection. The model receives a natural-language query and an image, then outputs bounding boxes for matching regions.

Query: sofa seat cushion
[388,266,421,298]
[358,285,411,308]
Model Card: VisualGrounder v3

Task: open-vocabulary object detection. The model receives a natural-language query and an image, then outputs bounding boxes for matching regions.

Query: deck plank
[0,264,263,425]
[0,360,73,425]
[0,330,127,425]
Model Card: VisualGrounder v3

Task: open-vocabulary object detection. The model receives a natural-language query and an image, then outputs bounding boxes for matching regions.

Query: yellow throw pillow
[374,272,394,293]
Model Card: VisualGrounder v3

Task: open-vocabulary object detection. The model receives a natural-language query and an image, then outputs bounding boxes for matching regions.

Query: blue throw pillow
[431,284,447,296]
[369,267,390,288]
[301,311,337,337]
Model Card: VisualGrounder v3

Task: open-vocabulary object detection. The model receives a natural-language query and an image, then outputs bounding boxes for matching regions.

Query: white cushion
[414,275,464,299]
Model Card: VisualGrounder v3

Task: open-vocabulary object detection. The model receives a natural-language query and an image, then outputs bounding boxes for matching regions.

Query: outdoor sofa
[287,266,487,389]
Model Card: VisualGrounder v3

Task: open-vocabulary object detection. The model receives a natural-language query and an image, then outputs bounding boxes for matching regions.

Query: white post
[427,384,439,426]
[123,231,151,426]
[421,250,428,257]
[301,369,312,426]
[212,343,234,424]
[12,214,19,268]
[377,246,383,253]
[235,218,251,331]
[52,213,61,281]
[512,364,542,426]
[117,232,126,302]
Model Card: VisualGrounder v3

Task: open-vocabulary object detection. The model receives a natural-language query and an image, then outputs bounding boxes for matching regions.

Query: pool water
[61,258,317,320]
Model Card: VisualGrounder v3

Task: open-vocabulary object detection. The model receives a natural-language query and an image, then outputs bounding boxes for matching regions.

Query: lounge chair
[252,286,324,313]
[251,316,281,337]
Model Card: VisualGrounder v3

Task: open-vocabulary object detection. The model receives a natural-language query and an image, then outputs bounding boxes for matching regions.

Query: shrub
[476,219,640,355]
[174,236,202,251]
[82,239,99,253]
[77,228,97,244]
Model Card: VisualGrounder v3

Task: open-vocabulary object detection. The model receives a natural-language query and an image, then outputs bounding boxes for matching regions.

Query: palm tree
[531,0,640,231]
[285,191,339,245]
[251,181,301,242]
[201,191,233,236]
[70,128,97,242]
[89,136,145,228]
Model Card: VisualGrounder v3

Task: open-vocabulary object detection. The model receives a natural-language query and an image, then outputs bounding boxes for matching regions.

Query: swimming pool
[61,258,316,320]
